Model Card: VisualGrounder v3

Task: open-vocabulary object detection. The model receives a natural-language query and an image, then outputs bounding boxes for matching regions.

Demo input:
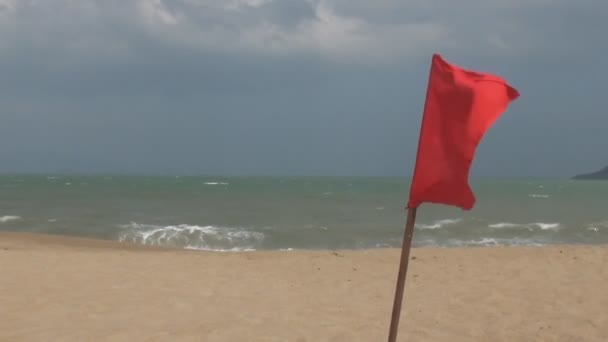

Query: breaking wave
[587,221,608,232]
[118,223,264,251]
[528,194,550,198]
[488,222,561,231]
[443,237,547,247]
[0,215,21,223]
[416,218,461,230]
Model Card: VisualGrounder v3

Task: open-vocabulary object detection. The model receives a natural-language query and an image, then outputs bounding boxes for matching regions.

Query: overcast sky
[1,0,606,178]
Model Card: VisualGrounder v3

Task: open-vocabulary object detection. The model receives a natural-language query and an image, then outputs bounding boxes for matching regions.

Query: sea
[1,175,607,251]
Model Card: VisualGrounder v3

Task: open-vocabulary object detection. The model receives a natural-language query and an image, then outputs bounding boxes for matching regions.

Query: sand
[1,232,607,341]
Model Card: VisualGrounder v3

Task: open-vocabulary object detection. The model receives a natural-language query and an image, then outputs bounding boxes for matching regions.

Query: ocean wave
[532,223,560,231]
[204,182,229,185]
[416,218,461,230]
[528,194,550,198]
[488,222,520,229]
[184,246,256,252]
[488,222,560,231]
[118,223,263,251]
[587,221,608,232]
[0,215,21,223]
[442,237,546,247]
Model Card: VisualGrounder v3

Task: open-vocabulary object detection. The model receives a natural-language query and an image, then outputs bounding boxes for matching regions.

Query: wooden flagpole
[387,207,418,342]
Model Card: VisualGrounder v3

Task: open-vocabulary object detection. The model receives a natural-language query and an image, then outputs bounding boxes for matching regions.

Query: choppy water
[1,175,607,251]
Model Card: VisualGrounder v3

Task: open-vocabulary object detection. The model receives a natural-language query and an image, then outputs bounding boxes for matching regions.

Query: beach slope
[1,232,607,341]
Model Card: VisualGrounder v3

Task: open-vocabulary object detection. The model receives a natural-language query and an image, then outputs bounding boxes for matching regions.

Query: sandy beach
[1,232,607,341]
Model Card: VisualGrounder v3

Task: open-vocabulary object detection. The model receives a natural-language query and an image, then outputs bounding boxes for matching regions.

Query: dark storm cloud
[0,0,607,177]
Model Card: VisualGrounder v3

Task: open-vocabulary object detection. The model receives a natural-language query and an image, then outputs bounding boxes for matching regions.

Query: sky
[1,0,607,178]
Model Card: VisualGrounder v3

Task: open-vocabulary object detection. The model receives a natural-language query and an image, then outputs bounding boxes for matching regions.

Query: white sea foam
[447,238,546,247]
[489,222,521,229]
[587,221,608,232]
[464,238,501,246]
[184,246,256,252]
[118,223,263,251]
[0,215,21,223]
[204,182,229,185]
[488,222,560,231]
[532,222,560,231]
[528,194,550,198]
[416,218,461,230]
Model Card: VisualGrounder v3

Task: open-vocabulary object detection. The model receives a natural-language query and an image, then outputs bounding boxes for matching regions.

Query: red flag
[408,54,519,210]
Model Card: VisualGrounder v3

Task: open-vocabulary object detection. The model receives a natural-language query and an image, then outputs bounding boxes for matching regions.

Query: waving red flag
[408,54,519,210]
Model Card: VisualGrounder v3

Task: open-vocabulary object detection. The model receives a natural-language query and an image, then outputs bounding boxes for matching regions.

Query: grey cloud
[0,0,607,177]
[2,0,605,65]
[164,0,317,28]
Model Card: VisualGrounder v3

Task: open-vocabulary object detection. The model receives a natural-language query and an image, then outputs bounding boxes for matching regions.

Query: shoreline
[2,231,606,252]
[2,231,608,341]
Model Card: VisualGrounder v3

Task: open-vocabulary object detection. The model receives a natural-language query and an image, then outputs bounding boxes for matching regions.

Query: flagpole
[387,207,418,342]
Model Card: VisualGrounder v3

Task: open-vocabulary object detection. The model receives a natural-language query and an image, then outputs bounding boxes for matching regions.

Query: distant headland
[572,166,608,180]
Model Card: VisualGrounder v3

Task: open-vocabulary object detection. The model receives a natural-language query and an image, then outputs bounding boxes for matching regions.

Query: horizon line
[0,171,572,181]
